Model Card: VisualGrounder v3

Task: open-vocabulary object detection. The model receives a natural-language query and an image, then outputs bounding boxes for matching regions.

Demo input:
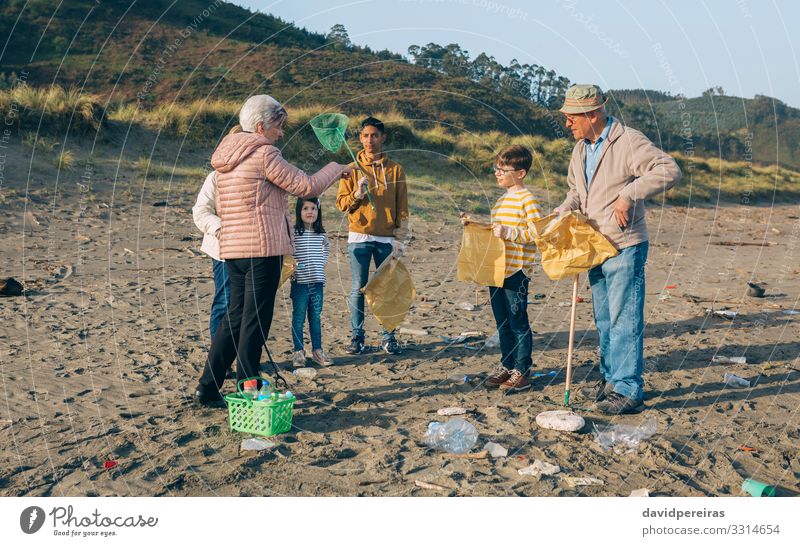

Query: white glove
[392,240,404,257]
[354,177,369,199]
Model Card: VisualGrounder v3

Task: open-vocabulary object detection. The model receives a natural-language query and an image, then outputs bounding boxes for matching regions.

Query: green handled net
[309,113,374,209]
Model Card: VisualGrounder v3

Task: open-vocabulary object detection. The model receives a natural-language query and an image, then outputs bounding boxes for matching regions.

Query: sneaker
[596,392,644,415]
[486,365,513,388]
[292,350,306,368]
[382,337,403,355]
[499,369,531,392]
[580,379,612,402]
[345,336,365,355]
[311,349,333,366]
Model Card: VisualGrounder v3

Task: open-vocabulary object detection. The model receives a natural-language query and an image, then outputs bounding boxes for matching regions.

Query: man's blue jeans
[348,241,394,341]
[290,282,324,351]
[209,258,230,340]
[588,241,648,402]
[488,270,532,374]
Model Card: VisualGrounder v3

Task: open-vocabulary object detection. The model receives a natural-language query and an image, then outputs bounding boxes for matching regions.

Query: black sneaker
[345,336,365,355]
[596,392,644,415]
[381,338,403,355]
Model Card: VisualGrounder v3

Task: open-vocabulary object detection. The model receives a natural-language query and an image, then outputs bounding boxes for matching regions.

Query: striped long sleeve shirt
[491,187,542,278]
[293,230,330,284]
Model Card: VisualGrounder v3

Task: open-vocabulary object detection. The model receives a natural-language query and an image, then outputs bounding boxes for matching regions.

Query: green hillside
[0,0,560,137]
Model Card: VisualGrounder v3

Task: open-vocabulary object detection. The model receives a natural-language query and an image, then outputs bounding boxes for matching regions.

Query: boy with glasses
[465,145,542,391]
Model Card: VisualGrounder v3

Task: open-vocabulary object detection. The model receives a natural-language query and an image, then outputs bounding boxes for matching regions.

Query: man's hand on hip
[613,196,633,229]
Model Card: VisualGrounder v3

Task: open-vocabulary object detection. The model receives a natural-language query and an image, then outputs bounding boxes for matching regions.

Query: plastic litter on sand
[483,442,508,458]
[241,438,277,451]
[424,418,479,454]
[592,417,657,452]
[724,372,750,388]
[712,355,747,365]
[518,459,561,477]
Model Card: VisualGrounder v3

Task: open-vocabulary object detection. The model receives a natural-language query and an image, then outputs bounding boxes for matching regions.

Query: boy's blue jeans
[488,270,532,374]
[588,241,648,402]
[348,241,395,341]
[290,282,324,351]
[209,258,231,340]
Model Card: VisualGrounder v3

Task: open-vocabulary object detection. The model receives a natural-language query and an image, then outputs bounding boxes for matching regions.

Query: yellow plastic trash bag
[532,212,618,280]
[456,222,506,288]
[362,256,416,332]
[280,256,296,287]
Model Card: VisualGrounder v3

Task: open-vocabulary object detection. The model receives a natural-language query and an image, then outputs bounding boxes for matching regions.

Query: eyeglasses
[493,166,518,174]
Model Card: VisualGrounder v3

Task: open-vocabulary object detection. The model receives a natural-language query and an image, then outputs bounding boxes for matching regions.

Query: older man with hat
[555,84,681,414]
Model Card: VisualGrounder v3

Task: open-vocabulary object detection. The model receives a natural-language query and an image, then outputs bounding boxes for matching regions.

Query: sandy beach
[1,189,799,497]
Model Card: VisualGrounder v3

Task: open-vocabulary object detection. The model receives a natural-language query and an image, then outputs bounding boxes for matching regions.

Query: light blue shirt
[584,117,612,190]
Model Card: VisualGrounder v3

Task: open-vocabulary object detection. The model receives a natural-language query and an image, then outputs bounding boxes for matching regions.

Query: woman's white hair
[239,94,287,133]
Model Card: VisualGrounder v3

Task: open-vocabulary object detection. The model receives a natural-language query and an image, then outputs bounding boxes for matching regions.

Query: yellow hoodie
[336,150,409,239]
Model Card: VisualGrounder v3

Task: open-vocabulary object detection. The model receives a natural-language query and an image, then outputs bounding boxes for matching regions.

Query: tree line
[406,42,570,109]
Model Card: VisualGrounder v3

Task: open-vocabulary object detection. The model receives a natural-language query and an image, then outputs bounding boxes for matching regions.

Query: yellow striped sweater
[491,187,542,278]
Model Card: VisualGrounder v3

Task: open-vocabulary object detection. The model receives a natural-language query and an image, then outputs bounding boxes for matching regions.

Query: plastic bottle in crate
[242,380,258,399]
[257,380,274,401]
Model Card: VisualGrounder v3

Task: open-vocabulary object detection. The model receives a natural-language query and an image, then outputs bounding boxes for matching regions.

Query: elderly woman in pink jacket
[194,95,353,406]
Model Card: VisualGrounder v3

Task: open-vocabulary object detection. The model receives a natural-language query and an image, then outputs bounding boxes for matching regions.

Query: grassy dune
[3,85,798,220]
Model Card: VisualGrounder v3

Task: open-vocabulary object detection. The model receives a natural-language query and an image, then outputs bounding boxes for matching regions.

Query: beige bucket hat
[559,84,608,114]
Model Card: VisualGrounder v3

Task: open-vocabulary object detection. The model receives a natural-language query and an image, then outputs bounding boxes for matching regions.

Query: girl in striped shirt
[290,197,332,367]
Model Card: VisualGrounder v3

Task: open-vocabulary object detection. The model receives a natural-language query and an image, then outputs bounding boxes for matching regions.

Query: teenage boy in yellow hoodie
[336,117,409,355]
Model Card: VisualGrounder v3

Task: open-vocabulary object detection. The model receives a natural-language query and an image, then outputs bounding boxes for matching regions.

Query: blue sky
[235,0,800,107]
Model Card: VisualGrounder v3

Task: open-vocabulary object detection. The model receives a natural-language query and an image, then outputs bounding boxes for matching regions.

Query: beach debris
[437,407,467,416]
[593,418,657,452]
[293,368,317,379]
[665,284,677,289]
[724,372,750,388]
[518,459,561,477]
[575,297,585,303]
[741,478,799,497]
[483,442,508,458]
[448,450,488,459]
[746,282,765,298]
[738,445,758,453]
[152,200,167,207]
[240,438,277,451]
[424,418,479,454]
[531,370,558,379]
[123,247,135,255]
[103,460,118,470]
[712,355,747,365]
[446,373,472,384]
[484,332,500,348]
[0,277,24,297]
[709,309,737,320]
[532,293,546,300]
[657,293,671,300]
[441,331,484,344]
[536,410,585,432]
[629,488,650,497]
[562,476,604,487]
[458,302,476,311]
[414,480,449,492]
[782,309,800,315]
[398,327,428,337]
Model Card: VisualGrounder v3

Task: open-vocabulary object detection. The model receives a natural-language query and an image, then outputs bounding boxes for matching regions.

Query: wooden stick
[564,274,579,406]
[414,480,449,491]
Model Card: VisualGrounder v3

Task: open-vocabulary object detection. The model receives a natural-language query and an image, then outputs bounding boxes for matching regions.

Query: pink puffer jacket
[211,132,343,259]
